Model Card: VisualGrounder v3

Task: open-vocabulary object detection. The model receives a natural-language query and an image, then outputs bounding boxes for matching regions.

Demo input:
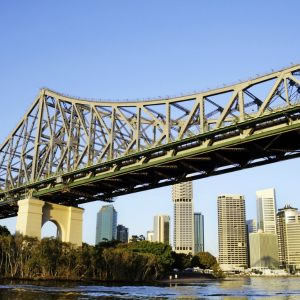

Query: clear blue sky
[0,1,300,256]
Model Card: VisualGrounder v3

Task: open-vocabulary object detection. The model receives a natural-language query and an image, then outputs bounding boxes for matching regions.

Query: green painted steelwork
[0,65,299,218]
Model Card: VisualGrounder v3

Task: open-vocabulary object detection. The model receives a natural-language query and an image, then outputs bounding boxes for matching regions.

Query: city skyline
[2,177,300,256]
[89,184,300,272]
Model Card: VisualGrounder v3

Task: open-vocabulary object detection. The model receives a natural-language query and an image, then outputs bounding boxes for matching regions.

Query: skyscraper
[95,205,117,244]
[172,181,194,254]
[277,205,300,270]
[249,230,279,269]
[117,224,129,243]
[194,212,204,253]
[256,188,277,234]
[154,215,170,244]
[218,195,248,270]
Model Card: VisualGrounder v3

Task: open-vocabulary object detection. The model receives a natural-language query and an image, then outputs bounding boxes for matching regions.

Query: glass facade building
[194,212,204,253]
[95,205,117,244]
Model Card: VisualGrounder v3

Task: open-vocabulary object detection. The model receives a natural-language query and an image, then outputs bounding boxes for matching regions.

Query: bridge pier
[16,198,83,246]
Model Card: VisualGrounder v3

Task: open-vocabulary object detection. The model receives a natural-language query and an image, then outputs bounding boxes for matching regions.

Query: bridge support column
[16,198,45,239]
[16,198,84,247]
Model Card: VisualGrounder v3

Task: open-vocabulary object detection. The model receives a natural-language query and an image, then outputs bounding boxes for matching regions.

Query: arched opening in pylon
[41,220,62,240]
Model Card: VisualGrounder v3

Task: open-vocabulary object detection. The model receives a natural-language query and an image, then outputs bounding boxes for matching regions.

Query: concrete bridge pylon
[15,197,83,246]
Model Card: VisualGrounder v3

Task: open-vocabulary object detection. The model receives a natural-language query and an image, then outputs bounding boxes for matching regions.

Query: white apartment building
[256,188,277,234]
[218,194,248,270]
[172,181,194,254]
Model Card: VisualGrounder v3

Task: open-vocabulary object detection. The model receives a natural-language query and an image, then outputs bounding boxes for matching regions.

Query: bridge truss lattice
[0,65,300,218]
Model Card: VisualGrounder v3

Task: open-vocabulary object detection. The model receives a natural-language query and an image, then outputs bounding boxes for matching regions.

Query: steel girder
[0,65,300,218]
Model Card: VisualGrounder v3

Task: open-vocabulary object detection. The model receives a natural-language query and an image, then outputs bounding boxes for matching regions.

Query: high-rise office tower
[256,188,277,234]
[194,212,204,253]
[154,215,170,244]
[117,224,129,243]
[218,195,248,270]
[249,230,279,269]
[147,230,154,242]
[172,181,194,254]
[95,205,117,244]
[277,205,300,270]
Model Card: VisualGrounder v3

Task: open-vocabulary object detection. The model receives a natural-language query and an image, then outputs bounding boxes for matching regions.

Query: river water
[0,277,299,299]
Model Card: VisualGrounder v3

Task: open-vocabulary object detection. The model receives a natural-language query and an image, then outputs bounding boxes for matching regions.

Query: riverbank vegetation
[0,226,222,281]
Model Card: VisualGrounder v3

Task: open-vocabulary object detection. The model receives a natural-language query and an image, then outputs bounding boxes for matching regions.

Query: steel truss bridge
[0,65,300,218]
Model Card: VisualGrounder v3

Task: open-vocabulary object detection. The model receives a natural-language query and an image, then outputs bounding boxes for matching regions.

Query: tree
[125,241,174,271]
[0,235,173,281]
[172,252,192,270]
[191,252,217,269]
[97,240,120,248]
[211,263,225,278]
[0,226,10,236]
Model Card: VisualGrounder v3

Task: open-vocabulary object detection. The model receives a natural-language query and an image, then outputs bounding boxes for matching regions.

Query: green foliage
[211,263,225,278]
[97,240,121,248]
[123,241,174,274]
[191,251,224,278]
[171,252,192,270]
[0,236,171,281]
[191,252,217,269]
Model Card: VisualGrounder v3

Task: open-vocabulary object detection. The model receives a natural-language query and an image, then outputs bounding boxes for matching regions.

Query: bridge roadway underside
[1,106,300,219]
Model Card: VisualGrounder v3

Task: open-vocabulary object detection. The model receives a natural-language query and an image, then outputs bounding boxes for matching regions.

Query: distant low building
[130,234,145,242]
[147,230,154,242]
[246,219,257,267]
[154,215,170,244]
[117,225,129,242]
[249,229,279,269]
